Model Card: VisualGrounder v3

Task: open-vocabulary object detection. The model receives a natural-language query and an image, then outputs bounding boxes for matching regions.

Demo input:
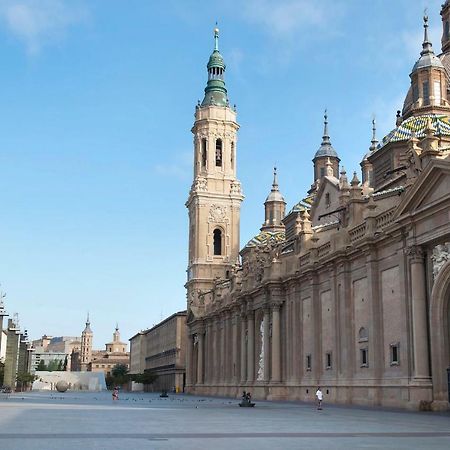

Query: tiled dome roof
[245,230,285,248]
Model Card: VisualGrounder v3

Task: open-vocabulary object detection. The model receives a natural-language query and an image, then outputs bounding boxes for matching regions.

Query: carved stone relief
[431,242,450,279]
[209,204,228,223]
[257,318,265,381]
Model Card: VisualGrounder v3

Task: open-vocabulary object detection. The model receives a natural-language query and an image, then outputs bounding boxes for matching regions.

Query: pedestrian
[112,386,119,401]
[315,386,323,410]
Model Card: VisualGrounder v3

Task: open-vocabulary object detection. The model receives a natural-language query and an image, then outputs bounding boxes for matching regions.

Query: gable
[310,178,340,226]
[394,158,450,221]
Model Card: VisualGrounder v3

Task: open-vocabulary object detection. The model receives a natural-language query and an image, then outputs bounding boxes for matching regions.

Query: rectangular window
[325,352,332,369]
[423,81,430,105]
[413,84,419,103]
[390,343,400,366]
[360,348,368,367]
[320,167,325,178]
[434,80,441,105]
[201,138,207,168]
[306,354,311,371]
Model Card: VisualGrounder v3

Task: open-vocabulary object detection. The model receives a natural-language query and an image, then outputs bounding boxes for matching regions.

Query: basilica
[185,4,450,410]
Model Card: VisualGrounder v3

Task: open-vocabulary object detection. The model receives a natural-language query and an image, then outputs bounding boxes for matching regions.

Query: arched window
[213,229,222,255]
[215,139,222,167]
[201,138,207,169]
[358,327,368,342]
[325,192,331,208]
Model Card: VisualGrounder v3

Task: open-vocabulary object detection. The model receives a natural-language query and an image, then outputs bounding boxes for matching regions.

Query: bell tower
[186,27,244,317]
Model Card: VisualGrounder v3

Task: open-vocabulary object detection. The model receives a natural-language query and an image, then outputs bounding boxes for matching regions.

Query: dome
[412,53,444,72]
[313,111,340,160]
[377,114,450,150]
[246,230,285,248]
[207,50,225,70]
[314,142,339,159]
[265,190,285,202]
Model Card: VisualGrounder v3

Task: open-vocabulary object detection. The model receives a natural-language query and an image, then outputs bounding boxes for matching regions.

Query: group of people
[110,385,324,409]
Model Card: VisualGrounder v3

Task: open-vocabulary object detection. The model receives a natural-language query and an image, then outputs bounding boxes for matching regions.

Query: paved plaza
[0,391,450,449]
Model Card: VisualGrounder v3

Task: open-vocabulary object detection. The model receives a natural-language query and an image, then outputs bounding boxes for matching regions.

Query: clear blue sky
[0,0,443,348]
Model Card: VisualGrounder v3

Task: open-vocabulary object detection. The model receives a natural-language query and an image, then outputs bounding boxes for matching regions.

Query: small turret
[361,118,377,187]
[403,14,449,118]
[261,167,286,232]
[313,110,340,181]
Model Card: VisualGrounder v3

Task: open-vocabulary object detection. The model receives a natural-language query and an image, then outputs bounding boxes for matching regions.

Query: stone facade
[186,12,450,410]
[129,312,187,392]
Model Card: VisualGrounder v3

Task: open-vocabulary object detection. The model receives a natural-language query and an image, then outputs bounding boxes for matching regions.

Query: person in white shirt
[315,387,323,410]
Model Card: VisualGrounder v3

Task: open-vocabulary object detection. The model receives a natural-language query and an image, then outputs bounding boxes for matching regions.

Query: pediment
[394,158,450,221]
[310,177,340,224]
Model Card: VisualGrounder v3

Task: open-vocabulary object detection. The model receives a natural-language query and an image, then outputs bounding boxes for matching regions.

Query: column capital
[271,301,282,311]
[406,244,424,262]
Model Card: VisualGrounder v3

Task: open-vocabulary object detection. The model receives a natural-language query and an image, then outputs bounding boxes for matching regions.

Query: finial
[421,10,434,56]
[214,23,219,52]
[272,166,279,190]
[370,116,378,151]
[115,322,119,331]
[86,312,90,325]
[321,109,331,145]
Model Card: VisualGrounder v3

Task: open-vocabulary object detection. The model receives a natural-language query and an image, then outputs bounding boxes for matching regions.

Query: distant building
[90,325,129,377]
[71,320,129,377]
[29,351,67,374]
[129,311,187,392]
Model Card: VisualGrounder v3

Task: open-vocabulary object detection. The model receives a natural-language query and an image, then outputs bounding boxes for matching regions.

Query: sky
[0,0,444,348]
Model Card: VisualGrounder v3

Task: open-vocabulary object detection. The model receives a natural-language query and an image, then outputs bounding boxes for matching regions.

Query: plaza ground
[0,391,450,449]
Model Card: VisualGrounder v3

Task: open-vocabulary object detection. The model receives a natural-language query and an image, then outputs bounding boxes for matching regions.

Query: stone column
[271,303,281,382]
[408,245,430,379]
[247,309,255,383]
[197,331,204,385]
[232,310,238,382]
[240,311,247,383]
[220,315,226,384]
[186,333,194,386]
[263,307,270,382]
[214,317,220,384]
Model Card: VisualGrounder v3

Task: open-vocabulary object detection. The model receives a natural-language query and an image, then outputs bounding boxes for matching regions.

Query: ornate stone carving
[230,181,242,194]
[257,318,265,381]
[406,245,424,262]
[192,177,207,192]
[208,204,228,223]
[431,242,450,279]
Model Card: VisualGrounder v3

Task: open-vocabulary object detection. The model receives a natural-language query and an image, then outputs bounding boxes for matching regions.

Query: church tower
[80,314,93,371]
[186,27,244,316]
[441,1,450,53]
[403,14,450,119]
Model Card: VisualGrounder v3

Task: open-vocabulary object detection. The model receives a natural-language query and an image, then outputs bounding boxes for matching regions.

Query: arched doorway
[430,261,450,410]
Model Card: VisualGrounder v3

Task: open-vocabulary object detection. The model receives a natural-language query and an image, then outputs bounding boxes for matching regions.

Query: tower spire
[214,23,219,51]
[201,26,228,107]
[370,117,378,151]
[421,11,434,56]
[322,109,331,145]
[272,166,279,191]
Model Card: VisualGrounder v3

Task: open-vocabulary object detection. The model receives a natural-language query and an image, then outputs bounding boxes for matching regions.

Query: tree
[0,361,4,385]
[111,363,129,386]
[129,371,158,385]
[16,372,37,392]
[45,359,63,372]
[36,360,47,371]
[63,355,68,371]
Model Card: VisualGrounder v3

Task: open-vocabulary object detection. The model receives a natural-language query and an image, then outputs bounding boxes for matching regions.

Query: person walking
[315,387,323,410]
[112,387,119,401]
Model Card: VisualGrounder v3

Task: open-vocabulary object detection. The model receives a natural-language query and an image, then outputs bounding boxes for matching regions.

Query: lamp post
[0,289,8,366]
